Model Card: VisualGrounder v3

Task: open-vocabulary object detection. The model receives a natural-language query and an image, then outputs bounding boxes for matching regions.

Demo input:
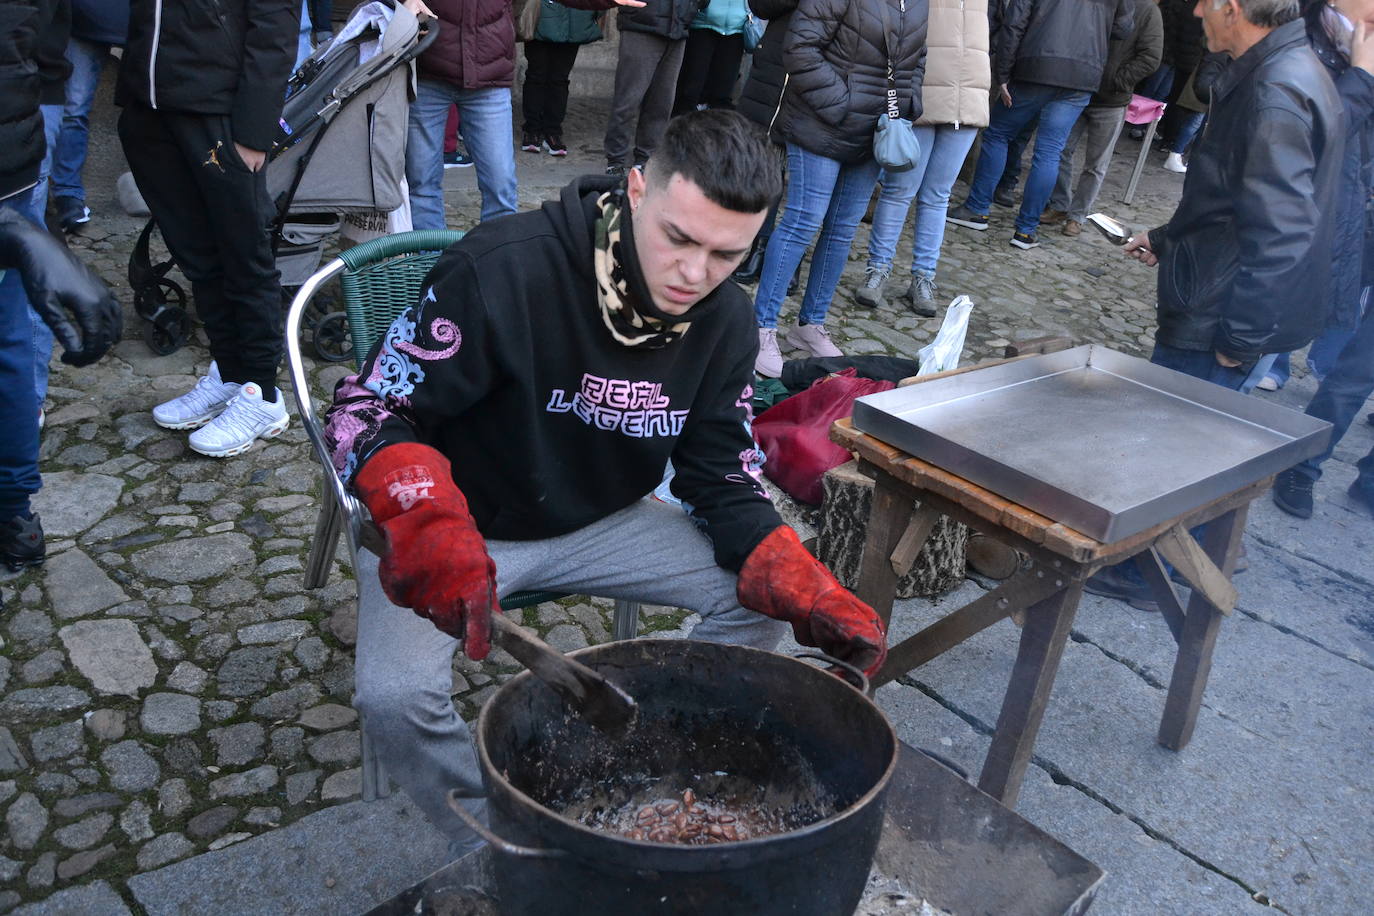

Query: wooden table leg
[853,468,913,628]
[978,580,1083,807]
[1158,505,1249,750]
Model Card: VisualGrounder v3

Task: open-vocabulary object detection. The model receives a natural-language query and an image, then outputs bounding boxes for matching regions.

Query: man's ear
[626,165,647,212]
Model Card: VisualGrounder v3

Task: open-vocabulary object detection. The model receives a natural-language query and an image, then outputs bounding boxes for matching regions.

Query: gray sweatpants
[603,29,687,168]
[1048,103,1127,223]
[353,497,786,852]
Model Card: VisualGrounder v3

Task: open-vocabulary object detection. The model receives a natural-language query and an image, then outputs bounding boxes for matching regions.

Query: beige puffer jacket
[915,0,991,128]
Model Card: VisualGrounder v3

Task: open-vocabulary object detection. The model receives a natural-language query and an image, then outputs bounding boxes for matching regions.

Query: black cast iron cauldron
[446,639,898,916]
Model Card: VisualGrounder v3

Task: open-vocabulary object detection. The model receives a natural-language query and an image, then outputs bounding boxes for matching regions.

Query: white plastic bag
[916,294,974,376]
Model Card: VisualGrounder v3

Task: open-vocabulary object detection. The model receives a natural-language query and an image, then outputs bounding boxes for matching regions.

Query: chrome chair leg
[359,714,391,802]
[304,474,343,590]
[613,599,640,641]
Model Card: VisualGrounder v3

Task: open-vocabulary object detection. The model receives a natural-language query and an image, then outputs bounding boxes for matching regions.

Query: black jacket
[116,0,298,151]
[1147,20,1345,361]
[1306,5,1374,329]
[1092,0,1161,108]
[736,0,799,131]
[996,0,1133,93]
[0,0,55,201]
[1159,0,1202,75]
[325,176,783,573]
[774,0,929,163]
[617,0,705,41]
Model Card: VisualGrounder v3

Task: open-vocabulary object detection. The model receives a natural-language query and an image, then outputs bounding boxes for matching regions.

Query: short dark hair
[644,110,783,215]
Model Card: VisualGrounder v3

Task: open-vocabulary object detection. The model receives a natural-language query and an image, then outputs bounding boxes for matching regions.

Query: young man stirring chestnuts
[323,111,888,852]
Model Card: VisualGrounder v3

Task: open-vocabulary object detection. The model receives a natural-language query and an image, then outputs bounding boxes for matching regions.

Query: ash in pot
[509,707,842,844]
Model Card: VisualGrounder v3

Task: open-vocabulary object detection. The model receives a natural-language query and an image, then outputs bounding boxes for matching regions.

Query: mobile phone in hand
[1086,213,1131,245]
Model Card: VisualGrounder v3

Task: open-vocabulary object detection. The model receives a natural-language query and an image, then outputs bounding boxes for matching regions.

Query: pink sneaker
[785,323,843,359]
[756,328,783,377]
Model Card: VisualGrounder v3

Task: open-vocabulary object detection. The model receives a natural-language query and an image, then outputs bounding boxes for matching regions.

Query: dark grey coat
[774,0,929,163]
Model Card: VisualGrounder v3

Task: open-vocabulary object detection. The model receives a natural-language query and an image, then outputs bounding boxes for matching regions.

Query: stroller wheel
[134,277,187,322]
[312,311,354,363]
[144,305,191,356]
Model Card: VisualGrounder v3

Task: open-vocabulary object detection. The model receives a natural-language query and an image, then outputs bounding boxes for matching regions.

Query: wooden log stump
[818,461,967,599]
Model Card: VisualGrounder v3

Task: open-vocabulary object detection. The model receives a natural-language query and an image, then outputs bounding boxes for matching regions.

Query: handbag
[752,369,896,505]
[743,14,764,53]
[873,0,920,172]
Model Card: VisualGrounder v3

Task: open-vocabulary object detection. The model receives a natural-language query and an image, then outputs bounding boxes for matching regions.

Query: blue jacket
[1306,5,1374,329]
[71,0,128,45]
[693,0,748,35]
[535,0,603,44]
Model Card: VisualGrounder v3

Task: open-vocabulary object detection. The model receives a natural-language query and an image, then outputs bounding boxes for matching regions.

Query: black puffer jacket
[1306,5,1374,330]
[736,0,799,131]
[116,0,299,151]
[774,0,929,163]
[1159,0,1203,76]
[617,0,705,41]
[1146,20,1344,361]
[995,0,1133,92]
[0,0,55,202]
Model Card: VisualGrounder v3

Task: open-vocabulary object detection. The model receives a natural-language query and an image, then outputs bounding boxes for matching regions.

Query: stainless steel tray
[851,345,1332,543]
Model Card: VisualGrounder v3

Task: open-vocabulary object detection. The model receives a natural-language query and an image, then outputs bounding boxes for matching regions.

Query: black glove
[0,208,122,367]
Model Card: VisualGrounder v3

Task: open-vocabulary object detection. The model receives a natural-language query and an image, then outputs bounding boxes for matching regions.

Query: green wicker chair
[284,230,641,800]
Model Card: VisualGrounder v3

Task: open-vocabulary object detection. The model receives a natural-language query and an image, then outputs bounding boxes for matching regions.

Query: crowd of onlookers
[2,0,1373,580]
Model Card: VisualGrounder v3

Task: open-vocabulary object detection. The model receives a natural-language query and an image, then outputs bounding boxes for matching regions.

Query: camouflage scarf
[593,190,691,350]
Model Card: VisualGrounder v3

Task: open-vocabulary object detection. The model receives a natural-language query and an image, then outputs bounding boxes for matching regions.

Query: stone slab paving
[1,78,1372,914]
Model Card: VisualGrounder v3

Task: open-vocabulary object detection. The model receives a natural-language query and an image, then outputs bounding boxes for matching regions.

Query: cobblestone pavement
[3,84,1372,914]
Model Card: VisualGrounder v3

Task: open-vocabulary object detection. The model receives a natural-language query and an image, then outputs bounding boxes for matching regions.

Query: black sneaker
[992,185,1016,208]
[55,196,91,234]
[442,150,474,169]
[1084,564,1158,612]
[606,164,626,179]
[1,512,45,571]
[544,132,568,157]
[1271,469,1314,519]
[946,204,989,230]
[1010,231,1040,250]
[521,130,542,153]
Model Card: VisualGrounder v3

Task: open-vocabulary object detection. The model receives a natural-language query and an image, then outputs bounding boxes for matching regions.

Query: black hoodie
[324,176,783,573]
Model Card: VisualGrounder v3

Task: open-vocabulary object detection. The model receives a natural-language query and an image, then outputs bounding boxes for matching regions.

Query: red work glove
[737,526,888,677]
[354,442,498,659]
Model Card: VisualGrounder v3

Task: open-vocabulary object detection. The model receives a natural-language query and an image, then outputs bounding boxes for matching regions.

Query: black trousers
[118,104,283,389]
[522,40,582,136]
[672,29,746,116]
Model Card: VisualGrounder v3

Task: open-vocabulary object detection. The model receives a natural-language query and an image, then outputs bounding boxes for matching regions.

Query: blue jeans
[0,197,43,518]
[26,104,61,403]
[965,83,1092,234]
[1150,342,1259,393]
[51,38,108,203]
[1171,112,1205,155]
[1138,65,1174,103]
[754,144,880,328]
[1293,303,1374,493]
[406,80,517,228]
[867,125,978,277]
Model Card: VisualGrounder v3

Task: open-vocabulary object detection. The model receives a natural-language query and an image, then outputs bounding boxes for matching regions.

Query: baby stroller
[127,1,435,357]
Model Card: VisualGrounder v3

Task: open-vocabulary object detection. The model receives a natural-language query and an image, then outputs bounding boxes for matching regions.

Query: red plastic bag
[753,368,895,505]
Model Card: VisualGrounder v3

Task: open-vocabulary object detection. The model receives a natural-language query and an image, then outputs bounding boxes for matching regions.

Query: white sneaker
[756,328,784,378]
[188,383,290,458]
[785,323,843,359]
[1163,152,1187,174]
[153,362,240,430]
